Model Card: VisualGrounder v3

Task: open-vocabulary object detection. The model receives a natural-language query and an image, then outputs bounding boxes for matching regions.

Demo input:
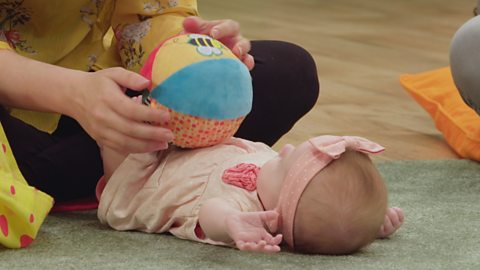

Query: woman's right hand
[0,50,171,153]
[70,67,173,153]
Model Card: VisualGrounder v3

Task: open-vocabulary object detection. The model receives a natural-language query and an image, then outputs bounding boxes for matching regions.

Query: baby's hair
[293,149,387,255]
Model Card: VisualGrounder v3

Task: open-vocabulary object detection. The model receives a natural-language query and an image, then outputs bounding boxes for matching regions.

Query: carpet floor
[1,159,479,270]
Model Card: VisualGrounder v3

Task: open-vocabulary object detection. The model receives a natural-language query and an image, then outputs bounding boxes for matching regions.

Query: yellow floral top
[0,0,198,248]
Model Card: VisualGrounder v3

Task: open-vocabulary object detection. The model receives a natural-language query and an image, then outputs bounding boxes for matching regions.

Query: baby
[97,135,404,254]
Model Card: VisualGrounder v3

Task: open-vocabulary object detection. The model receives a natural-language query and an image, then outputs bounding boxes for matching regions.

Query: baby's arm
[198,198,282,253]
[100,145,129,182]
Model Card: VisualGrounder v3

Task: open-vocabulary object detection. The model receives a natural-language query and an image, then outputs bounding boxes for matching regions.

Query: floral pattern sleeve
[110,0,198,72]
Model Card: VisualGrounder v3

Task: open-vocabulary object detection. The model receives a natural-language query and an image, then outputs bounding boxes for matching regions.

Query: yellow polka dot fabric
[0,123,53,248]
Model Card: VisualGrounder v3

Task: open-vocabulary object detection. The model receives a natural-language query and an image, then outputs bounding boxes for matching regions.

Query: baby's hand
[225,210,283,253]
[378,207,404,238]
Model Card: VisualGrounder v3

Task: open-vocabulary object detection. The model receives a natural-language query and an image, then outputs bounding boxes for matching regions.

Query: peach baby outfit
[97,138,276,245]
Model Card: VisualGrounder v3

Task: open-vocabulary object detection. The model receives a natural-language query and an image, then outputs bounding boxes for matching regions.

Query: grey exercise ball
[450,15,480,115]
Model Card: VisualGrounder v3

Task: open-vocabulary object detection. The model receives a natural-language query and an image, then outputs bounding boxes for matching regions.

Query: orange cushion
[400,67,480,161]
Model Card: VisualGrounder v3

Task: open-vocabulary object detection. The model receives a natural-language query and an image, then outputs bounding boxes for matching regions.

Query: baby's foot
[377,207,404,238]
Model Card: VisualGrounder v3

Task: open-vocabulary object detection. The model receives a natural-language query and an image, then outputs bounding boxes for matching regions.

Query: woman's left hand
[183,16,255,70]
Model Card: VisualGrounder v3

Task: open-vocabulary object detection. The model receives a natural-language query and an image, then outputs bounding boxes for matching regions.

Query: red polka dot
[0,215,8,237]
[29,214,35,223]
[20,235,34,248]
[2,143,6,153]
[10,185,15,195]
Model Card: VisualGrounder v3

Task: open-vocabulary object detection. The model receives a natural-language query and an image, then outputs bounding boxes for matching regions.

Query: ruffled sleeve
[94,0,198,72]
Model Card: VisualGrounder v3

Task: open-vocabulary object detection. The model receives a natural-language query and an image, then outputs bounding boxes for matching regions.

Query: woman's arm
[198,197,282,253]
[0,49,86,112]
[0,49,173,153]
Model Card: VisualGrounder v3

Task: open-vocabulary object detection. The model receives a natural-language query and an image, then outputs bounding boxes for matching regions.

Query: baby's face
[257,141,314,210]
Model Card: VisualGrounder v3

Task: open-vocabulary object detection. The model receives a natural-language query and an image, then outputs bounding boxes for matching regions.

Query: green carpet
[1,160,479,270]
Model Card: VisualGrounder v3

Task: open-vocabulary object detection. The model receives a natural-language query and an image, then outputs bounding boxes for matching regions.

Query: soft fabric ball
[140,34,253,148]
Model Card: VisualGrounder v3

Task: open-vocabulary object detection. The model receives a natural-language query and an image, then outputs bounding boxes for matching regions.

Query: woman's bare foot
[377,207,404,238]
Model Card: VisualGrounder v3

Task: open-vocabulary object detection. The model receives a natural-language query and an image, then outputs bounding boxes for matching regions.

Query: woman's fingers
[184,17,241,42]
[183,16,213,34]
[101,101,174,144]
[183,16,254,69]
[242,53,255,70]
[110,93,170,125]
[221,35,251,60]
[97,67,150,91]
[90,93,173,152]
[209,19,241,39]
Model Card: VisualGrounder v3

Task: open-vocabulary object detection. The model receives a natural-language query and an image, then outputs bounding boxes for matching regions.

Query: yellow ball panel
[150,34,237,87]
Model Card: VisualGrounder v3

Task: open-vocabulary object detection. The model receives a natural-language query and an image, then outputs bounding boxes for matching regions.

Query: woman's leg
[0,109,102,202]
[235,41,320,146]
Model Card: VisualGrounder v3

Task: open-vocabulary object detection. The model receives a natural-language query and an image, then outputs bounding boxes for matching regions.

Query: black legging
[0,40,319,202]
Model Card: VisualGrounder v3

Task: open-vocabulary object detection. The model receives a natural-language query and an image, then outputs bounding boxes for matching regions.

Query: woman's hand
[0,51,171,153]
[182,16,255,70]
[71,68,173,153]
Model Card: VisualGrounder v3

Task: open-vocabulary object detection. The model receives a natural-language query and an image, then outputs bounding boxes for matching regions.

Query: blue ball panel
[150,59,253,119]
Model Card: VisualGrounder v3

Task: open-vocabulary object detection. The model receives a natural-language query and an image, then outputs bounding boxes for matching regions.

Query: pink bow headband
[274,135,385,248]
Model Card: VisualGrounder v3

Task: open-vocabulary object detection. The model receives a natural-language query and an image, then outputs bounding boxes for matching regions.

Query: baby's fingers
[270,234,283,246]
[262,232,283,246]
[260,210,279,233]
[236,241,280,254]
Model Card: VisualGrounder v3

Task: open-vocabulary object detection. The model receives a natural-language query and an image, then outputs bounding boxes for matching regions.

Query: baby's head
[293,149,387,254]
[258,135,387,255]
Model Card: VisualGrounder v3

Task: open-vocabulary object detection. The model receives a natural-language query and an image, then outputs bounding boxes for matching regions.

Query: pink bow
[309,135,385,158]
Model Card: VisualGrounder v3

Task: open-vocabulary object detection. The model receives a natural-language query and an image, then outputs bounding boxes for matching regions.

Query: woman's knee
[251,40,320,113]
[281,41,320,111]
